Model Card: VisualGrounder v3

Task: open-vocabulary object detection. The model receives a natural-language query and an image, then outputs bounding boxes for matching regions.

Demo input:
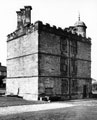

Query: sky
[0,0,97,79]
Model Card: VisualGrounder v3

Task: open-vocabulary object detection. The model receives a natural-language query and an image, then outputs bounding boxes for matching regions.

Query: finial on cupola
[78,11,80,21]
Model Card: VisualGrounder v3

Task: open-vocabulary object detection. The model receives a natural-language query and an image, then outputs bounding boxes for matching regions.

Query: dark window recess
[45,88,53,95]
[83,85,87,98]
[61,79,68,94]
[62,45,67,53]
[60,57,68,76]
[61,38,67,54]
[70,40,77,55]
[61,64,68,76]
[70,59,77,76]
[72,79,78,93]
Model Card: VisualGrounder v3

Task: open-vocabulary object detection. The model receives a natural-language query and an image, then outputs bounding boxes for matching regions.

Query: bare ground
[0,97,97,120]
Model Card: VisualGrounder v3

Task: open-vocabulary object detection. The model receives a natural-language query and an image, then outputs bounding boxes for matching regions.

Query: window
[61,37,67,54]
[72,79,78,93]
[61,79,68,94]
[70,40,77,55]
[60,57,68,76]
[70,59,77,76]
[44,79,54,95]
[45,88,53,95]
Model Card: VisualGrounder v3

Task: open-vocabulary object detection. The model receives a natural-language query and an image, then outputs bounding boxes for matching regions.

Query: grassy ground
[0,96,46,107]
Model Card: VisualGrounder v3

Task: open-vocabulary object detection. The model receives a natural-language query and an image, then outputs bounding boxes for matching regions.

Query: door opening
[83,85,87,98]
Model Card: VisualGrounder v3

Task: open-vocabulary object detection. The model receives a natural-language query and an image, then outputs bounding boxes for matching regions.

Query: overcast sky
[0,0,97,79]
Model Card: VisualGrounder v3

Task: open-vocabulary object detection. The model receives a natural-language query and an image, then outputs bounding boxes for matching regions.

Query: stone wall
[38,31,62,97]
[72,40,91,98]
[77,60,91,78]
[38,31,70,98]
[77,41,91,79]
[39,77,61,95]
[7,31,38,59]
[77,41,91,60]
[38,29,91,99]
[39,31,60,55]
[39,54,60,76]
[6,20,91,100]
[7,30,39,100]
[7,54,38,77]
[6,77,38,100]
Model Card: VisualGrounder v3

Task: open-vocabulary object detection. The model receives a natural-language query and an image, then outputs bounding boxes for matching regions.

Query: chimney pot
[24,6,32,25]
[24,6,32,10]
[16,6,32,29]
[20,9,26,26]
[16,11,23,29]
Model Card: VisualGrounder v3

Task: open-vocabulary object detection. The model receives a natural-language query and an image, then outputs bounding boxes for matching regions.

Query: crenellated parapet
[34,21,91,44]
[7,9,91,44]
[7,23,36,41]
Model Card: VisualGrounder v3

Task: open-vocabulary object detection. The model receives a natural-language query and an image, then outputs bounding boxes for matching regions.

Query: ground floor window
[45,88,53,95]
[61,79,68,94]
[71,79,78,93]
[44,78,54,95]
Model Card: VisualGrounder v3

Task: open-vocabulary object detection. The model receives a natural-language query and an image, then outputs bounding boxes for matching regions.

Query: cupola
[74,14,87,37]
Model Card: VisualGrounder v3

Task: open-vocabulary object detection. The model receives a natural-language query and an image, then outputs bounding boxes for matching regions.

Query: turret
[74,14,87,37]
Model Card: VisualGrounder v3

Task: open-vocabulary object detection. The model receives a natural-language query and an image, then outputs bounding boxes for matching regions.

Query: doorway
[83,85,87,98]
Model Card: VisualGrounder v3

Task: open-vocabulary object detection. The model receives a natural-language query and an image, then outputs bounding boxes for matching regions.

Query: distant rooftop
[0,63,6,72]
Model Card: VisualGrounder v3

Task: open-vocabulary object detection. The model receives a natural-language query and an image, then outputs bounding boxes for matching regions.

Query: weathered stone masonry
[6,6,92,100]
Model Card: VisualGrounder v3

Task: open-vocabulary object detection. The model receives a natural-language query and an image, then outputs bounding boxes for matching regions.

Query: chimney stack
[16,11,23,29]
[24,6,32,25]
[16,6,32,29]
[20,9,26,26]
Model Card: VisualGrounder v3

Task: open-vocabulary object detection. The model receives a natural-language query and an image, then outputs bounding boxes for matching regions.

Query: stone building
[6,6,91,100]
[0,63,6,88]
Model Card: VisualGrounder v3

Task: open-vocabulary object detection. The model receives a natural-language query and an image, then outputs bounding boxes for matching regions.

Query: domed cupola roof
[74,14,87,28]
[74,20,86,27]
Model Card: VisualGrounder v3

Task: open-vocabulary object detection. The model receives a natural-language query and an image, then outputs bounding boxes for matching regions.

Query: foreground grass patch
[0,96,45,107]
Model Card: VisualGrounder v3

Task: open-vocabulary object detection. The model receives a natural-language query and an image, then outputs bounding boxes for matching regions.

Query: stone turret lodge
[6,6,91,101]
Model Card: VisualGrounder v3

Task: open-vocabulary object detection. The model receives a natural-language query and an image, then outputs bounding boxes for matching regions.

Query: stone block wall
[38,31,70,98]
[7,31,38,59]
[6,77,38,99]
[7,30,39,100]
[7,54,38,77]
[39,77,62,95]
[38,31,62,97]
[76,41,91,78]
[77,60,91,78]
[72,40,91,98]
[39,31,60,55]
[38,28,91,99]
[6,20,91,100]
[39,54,60,76]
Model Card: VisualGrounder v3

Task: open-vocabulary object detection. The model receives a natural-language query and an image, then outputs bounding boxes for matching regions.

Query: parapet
[7,6,91,44]
[7,20,91,44]
[7,5,91,44]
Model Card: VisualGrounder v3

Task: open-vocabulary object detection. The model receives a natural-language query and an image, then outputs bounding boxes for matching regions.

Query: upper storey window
[60,37,68,55]
[70,59,77,77]
[70,40,77,55]
[60,57,68,76]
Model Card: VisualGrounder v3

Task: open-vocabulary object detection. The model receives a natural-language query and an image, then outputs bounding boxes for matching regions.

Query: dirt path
[0,102,75,116]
